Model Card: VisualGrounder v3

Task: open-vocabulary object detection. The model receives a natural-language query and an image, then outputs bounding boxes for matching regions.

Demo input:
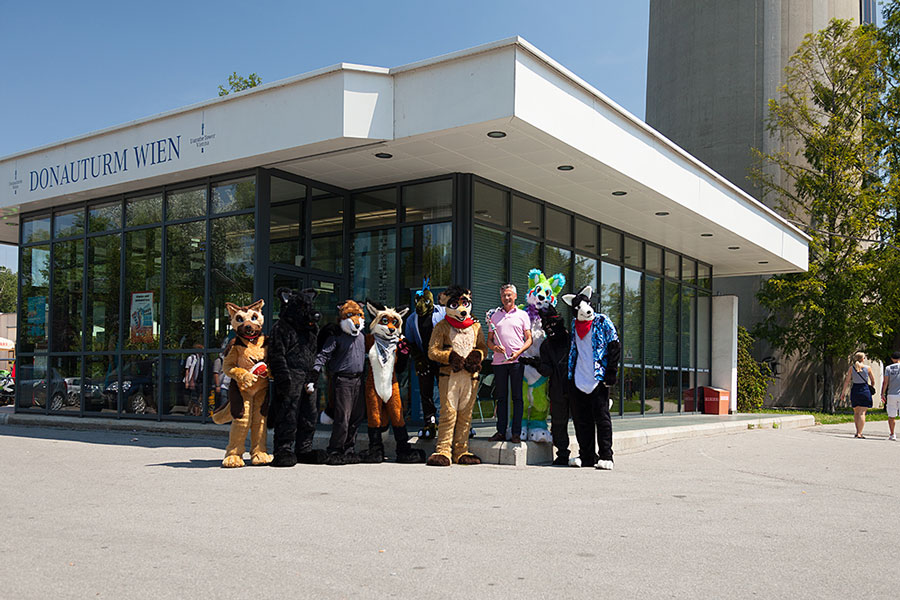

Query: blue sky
[0,1,651,270]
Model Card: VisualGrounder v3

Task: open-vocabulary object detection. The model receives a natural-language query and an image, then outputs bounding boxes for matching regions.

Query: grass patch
[748,408,891,425]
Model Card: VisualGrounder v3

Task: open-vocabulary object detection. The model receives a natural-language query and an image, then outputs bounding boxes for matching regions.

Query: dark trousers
[571,383,613,464]
[327,374,365,454]
[368,424,412,453]
[550,392,572,459]
[417,370,437,420]
[494,362,524,436]
[273,387,318,456]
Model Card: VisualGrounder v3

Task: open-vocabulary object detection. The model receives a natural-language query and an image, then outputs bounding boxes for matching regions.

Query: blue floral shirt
[567,314,618,383]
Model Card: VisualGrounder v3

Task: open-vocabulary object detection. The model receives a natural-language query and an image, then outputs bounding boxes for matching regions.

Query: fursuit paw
[319,411,334,426]
[360,447,384,464]
[251,452,273,466]
[222,454,245,468]
[463,350,484,373]
[595,459,614,471]
[456,453,482,465]
[528,428,552,444]
[343,451,361,465]
[325,452,346,466]
[270,450,297,468]
[426,453,451,467]
[396,448,426,464]
[232,369,257,390]
[448,350,466,373]
[568,456,583,468]
[296,449,328,465]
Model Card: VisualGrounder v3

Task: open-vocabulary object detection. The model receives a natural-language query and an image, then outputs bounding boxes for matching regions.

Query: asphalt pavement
[0,419,896,599]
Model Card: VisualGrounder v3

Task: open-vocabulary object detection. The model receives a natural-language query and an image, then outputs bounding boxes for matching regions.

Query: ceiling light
[728,246,740,250]
[700,233,713,237]
[374,152,393,159]
[654,211,669,217]
[487,131,507,138]
[528,226,540,231]
[557,165,574,171]
[758,261,769,264]
[522,220,532,224]
[611,191,627,196]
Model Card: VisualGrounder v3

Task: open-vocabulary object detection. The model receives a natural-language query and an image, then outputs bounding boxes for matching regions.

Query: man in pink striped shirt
[487,284,532,443]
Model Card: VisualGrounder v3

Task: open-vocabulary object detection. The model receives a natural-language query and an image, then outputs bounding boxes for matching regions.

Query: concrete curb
[1,412,816,467]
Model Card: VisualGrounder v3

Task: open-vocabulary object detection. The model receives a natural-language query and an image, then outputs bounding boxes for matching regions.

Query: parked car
[17,366,68,411]
[64,377,104,409]
[103,359,157,414]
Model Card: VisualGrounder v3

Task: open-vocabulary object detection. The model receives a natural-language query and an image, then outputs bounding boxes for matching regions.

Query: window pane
[210,214,255,343]
[646,245,663,275]
[212,177,255,214]
[50,356,81,413]
[600,262,621,326]
[310,234,343,273]
[119,354,158,415]
[166,186,207,220]
[473,181,507,226]
[665,251,680,279]
[472,225,508,333]
[85,354,117,414]
[623,268,642,414]
[624,236,642,269]
[126,193,162,227]
[664,279,680,409]
[354,188,397,228]
[698,291,711,388]
[162,353,206,417]
[698,263,711,289]
[16,356,45,411]
[89,200,122,233]
[511,236,541,303]
[545,207,571,246]
[165,221,206,349]
[352,229,397,306]
[270,202,301,266]
[20,245,50,352]
[271,176,306,203]
[682,258,697,285]
[512,196,541,236]
[22,214,51,244]
[87,235,121,352]
[575,219,597,254]
[645,275,663,413]
[401,223,452,301]
[311,191,344,234]
[124,228,161,350]
[403,179,452,222]
[601,228,622,262]
[574,254,597,293]
[51,239,83,352]
[53,207,84,238]
[682,286,695,369]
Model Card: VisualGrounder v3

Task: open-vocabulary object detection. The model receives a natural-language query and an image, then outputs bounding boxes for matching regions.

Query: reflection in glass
[623,269,642,414]
[311,192,343,234]
[575,219,597,253]
[352,229,397,306]
[624,237,642,269]
[271,176,306,203]
[124,228,161,350]
[545,246,571,283]
[665,251,680,279]
[354,188,397,228]
[473,182,508,226]
[600,262,621,326]
[211,214,255,343]
[84,354,118,414]
[270,202,301,267]
[212,177,255,213]
[403,179,452,222]
[512,196,541,236]
[698,263,711,289]
[16,356,44,411]
[472,225,508,341]
[664,280,680,410]
[165,221,206,349]
[87,235,121,352]
[53,207,85,238]
[682,258,697,284]
[697,292,711,389]
[126,193,163,227]
[167,186,207,220]
[22,215,51,244]
[574,254,597,292]
[511,236,541,302]
[163,352,205,417]
[50,356,81,413]
[601,228,622,262]
[310,235,342,273]
[117,355,158,415]
[401,223,451,300]
[51,239,83,352]
[89,201,122,233]
[646,245,663,275]
[20,245,50,352]
[645,275,663,413]
[545,207,571,246]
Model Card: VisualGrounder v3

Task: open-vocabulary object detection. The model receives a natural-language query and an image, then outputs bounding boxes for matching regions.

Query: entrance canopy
[0,37,807,276]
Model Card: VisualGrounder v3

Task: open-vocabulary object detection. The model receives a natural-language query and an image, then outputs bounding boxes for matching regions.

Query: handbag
[854,365,876,396]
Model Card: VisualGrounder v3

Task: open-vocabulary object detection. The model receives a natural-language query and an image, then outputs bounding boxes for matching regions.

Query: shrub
[737,326,773,412]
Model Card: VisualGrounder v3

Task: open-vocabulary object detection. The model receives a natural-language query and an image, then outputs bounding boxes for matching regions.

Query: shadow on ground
[0,424,224,450]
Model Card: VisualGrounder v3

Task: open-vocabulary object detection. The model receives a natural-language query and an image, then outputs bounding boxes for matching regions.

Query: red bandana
[575,319,592,339]
[446,315,475,329]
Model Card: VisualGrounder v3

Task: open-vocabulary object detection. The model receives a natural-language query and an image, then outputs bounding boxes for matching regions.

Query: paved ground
[0,419,896,599]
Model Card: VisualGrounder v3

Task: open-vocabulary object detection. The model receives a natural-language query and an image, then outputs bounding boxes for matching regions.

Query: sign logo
[191,120,216,154]
[8,169,22,196]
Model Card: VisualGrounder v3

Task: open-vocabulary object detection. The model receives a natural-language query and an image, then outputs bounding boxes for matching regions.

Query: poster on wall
[129,292,155,345]
[26,295,46,338]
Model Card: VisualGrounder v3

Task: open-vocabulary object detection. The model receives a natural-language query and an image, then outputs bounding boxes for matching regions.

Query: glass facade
[17,169,711,421]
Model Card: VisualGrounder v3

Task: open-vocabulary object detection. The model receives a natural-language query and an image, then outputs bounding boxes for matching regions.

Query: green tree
[217,72,261,96]
[737,326,773,411]
[0,266,17,313]
[750,19,884,413]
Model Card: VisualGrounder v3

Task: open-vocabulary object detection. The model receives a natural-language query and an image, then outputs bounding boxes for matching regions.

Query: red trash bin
[702,387,730,415]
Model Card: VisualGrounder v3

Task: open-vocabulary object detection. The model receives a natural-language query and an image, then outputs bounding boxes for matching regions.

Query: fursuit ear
[247,299,264,313]
[276,287,293,306]
[396,305,410,319]
[561,294,576,307]
[548,273,567,296]
[578,285,593,299]
[301,287,318,303]
[366,300,380,318]
[225,302,240,318]
[528,268,543,289]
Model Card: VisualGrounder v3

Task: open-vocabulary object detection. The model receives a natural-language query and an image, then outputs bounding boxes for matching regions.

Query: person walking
[841,351,876,439]
[487,283,532,443]
[882,351,900,441]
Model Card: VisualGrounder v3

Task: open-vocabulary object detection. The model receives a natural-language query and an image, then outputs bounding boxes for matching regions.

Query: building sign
[129,292,155,345]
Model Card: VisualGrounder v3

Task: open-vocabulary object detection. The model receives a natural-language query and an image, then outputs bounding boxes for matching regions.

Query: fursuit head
[227,299,265,346]
[366,300,409,402]
[561,285,596,322]
[339,299,366,336]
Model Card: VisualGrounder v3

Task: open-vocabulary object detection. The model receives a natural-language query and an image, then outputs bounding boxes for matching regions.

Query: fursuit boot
[296,448,328,464]
[393,425,425,464]
[271,449,298,468]
[360,428,385,463]
[325,451,346,466]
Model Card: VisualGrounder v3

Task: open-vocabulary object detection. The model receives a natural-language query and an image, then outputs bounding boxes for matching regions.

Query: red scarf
[446,315,475,329]
[575,319,592,339]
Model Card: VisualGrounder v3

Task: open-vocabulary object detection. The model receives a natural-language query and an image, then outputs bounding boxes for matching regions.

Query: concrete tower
[646,0,875,407]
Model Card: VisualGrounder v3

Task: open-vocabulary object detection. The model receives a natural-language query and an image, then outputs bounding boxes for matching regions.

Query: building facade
[2,38,808,421]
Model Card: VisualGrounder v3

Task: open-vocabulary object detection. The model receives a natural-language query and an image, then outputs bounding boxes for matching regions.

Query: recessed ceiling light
[611,191,627,196]
[700,233,713,237]
[728,246,740,250]
[374,152,393,159]
[654,211,669,216]
[557,165,574,171]
[528,226,540,231]
[758,261,769,264]
[585,244,595,248]
[487,131,507,138]
[522,220,532,224]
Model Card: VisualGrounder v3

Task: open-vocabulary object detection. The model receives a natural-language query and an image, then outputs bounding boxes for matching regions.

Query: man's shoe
[510,435,522,444]
[553,455,569,466]
[568,456,582,468]
[487,432,506,442]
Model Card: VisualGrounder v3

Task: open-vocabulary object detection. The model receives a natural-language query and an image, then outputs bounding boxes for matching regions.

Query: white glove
[305,382,315,394]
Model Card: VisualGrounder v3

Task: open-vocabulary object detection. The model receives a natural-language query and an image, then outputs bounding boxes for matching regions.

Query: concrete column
[712,295,739,412]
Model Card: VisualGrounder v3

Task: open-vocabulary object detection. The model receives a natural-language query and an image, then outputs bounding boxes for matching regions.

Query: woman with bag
[841,351,876,438]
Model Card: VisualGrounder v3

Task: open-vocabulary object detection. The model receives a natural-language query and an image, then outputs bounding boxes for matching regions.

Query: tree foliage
[0,266,16,313]
[217,72,261,97]
[737,326,773,412]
